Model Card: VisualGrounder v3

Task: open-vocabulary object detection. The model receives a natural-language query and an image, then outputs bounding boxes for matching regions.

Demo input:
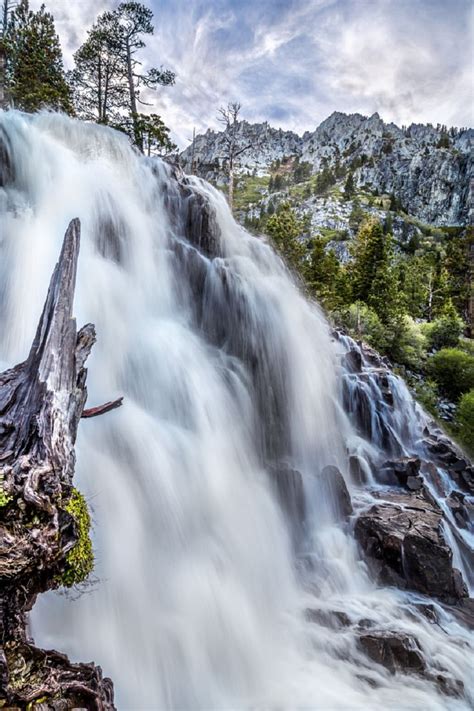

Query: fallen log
[0,219,115,709]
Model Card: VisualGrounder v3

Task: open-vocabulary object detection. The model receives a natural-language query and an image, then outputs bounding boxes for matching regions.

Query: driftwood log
[0,219,115,709]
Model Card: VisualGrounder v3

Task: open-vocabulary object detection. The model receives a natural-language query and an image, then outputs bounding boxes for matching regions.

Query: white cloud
[30,0,113,65]
[317,0,474,128]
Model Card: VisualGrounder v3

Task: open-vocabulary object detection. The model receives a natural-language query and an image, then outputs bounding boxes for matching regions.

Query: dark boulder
[349,455,369,486]
[269,463,306,526]
[381,457,422,488]
[446,491,473,530]
[305,608,351,629]
[442,598,474,631]
[357,631,425,674]
[354,491,468,601]
[358,629,465,697]
[343,348,362,373]
[320,465,353,521]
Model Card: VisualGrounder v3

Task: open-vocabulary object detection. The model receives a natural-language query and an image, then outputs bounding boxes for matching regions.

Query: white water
[0,111,472,710]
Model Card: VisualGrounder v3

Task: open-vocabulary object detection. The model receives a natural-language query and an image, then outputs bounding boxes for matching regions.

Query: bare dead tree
[217,102,255,210]
[0,218,116,706]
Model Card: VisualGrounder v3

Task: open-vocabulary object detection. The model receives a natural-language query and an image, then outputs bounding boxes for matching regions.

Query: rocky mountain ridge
[180,111,473,226]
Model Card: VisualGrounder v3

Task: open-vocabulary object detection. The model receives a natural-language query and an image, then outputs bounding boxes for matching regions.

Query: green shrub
[59,488,94,587]
[411,378,438,416]
[388,316,427,370]
[426,348,474,400]
[456,389,474,454]
[426,303,464,350]
[335,301,388,352]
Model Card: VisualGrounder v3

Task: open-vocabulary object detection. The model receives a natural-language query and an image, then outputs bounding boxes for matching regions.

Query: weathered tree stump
[0,219,115,709]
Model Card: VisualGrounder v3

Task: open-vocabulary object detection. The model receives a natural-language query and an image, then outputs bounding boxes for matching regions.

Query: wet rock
[406,475,423,491]
[442,598,474,631]
[382,457,421,485]
[185,190,221,258]
[354,491,468,601]
[424,437,474,493]
[428,673,465,699]
[426,436,451,456]
[349,455,369,486]
[320,465,353,521]
[305,608,351,629]
[357,631,425,674]
[446,491,473,530]
[420,461,448,496]
[270,463,306,525]
[413,603,440,624]
[458,467,474,494]
[343,348,362,373]
[357,618,376,630]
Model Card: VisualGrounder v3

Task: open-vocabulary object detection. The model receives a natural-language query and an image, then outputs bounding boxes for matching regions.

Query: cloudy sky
[32,0,473,148]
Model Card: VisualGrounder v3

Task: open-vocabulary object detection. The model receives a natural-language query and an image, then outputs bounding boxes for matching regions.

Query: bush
[411,378,438,416]
[426,348,474,401]
[426,303,464,350]
[388,316,426,370]
[456,389,474,454]
[335,301,387,352]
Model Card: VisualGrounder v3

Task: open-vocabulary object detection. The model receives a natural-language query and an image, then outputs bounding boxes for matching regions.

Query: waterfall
[0,111,472,710]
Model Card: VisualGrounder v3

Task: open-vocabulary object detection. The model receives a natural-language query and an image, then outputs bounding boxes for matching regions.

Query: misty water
[0,111,472,710]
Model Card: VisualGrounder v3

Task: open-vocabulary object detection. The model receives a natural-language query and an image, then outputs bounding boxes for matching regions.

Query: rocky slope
[180,112,473,226]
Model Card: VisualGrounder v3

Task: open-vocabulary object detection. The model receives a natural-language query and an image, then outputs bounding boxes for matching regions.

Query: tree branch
[82,397,124,419]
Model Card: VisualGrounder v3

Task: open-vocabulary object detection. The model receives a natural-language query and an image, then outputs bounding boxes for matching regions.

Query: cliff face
[180,112,473,226]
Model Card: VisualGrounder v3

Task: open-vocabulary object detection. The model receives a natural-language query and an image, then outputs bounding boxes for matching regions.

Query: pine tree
[69,11,126,124]
[350,217,399,323]
[265,203,306,271]
[71,2,175,152]
[0,1,15,107]
[133,112,176,155]
[115,2,175,152]
[444,229,471,320]
[304,238,350,310]
[5,0,72,113]
[343,172,355,200]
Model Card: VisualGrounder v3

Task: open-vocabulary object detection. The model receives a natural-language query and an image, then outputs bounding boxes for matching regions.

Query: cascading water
[0,111,472,710]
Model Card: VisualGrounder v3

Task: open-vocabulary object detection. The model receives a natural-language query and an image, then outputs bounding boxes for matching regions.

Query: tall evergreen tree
[350,217,399,323]
[114,2,175,151]
[5,0,72,113]
[265,203,306,271]
[70,2,175,152]
[69,11,125,124]
[343,172,355,200]
[0,1,13,107]
[304,238,350,310]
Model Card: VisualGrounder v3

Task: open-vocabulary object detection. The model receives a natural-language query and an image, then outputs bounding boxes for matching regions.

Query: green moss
[0,474,11,508]
[59,488,94,587]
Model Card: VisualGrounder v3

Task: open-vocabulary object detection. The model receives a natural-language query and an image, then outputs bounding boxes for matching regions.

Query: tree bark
[0,219,115,709]
[126,39,142,152]
[228,161,234,210]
